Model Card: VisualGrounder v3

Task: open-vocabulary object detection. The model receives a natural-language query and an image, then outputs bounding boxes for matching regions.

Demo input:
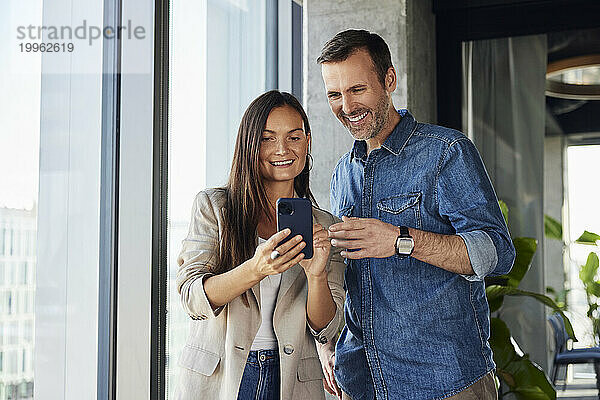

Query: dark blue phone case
[276,198,313,259]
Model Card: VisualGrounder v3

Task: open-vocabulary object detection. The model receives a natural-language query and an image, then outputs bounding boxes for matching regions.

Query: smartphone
[276,198,313,259]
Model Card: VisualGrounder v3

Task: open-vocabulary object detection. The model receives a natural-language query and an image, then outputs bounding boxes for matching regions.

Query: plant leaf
[511,386,554,400]
[576,231,600,245]
[580,253,600,298]
[579,252,599,287]
[505,358,556,400]
[489,318,556,400]
[500,238,537,288]
[588,282,600,298]
[544,215,562,241]
[489,317,515,370]
[488,295,505,313]
[499,200,509,226]
[486,285,576,341]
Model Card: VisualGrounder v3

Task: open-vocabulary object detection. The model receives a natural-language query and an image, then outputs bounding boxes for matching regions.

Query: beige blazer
[174,188,345,400]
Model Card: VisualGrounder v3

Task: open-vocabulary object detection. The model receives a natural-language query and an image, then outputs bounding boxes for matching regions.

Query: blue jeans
[237,349,280,400]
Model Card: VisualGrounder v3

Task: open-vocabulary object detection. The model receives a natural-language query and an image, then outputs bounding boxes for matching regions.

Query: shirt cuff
[457,230,498,281]
[307,307,342,345]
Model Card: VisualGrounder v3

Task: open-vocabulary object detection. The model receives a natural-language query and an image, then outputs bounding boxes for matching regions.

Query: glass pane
[566,145,600,347]
[2,0,106,398]
[1,1,42,398]
[166,1,267,398]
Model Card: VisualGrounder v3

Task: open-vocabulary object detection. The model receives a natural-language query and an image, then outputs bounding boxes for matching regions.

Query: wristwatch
[395,226,414,258]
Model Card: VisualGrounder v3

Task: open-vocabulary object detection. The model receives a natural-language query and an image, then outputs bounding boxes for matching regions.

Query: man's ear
[385,67,397,93]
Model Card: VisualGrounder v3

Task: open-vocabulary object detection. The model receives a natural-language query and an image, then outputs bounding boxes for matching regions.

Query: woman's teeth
[271,160,293,166]
[347,111,368,122]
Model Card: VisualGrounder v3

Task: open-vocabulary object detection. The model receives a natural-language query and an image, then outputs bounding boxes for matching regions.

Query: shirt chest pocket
[376,192,422,229]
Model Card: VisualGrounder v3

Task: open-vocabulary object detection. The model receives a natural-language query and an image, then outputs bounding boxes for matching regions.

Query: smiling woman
[174,91,345,400]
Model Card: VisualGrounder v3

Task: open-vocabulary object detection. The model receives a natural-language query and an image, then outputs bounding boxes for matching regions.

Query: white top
[250,237,282,350]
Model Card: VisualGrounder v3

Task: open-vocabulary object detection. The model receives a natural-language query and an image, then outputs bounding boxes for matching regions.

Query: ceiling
[546,28,600,137]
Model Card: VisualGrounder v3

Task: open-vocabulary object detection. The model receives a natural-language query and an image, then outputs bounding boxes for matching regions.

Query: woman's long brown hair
[213,91,316,279]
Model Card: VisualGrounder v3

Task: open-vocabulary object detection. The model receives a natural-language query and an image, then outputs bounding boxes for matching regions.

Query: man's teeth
[272,160,293,166]
[347,111,368,122]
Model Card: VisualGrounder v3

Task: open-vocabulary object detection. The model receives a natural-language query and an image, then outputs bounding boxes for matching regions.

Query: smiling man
[317,30,515,400]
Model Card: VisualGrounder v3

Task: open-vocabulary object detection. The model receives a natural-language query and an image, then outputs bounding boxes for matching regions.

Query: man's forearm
[409,227,474,275]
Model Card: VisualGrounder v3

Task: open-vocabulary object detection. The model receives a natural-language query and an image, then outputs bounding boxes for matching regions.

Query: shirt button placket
[362,152,387,399]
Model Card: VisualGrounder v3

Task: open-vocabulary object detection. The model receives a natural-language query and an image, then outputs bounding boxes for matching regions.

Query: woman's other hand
[299,224,331,279]
[317,340,342,399]
[249,228,305,280]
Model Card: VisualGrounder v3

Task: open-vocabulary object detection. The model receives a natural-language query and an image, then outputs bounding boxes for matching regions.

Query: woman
[175,91,345,400]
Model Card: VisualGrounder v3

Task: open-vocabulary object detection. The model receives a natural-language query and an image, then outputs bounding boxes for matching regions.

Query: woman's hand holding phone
[299,224,331,279]
[250,228,306,279]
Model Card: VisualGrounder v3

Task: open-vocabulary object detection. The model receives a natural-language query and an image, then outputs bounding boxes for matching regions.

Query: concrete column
[304,0,436,208]
[544,135,565,293]
[544,135,566,369]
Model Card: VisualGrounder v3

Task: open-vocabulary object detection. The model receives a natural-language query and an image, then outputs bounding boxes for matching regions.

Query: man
[317,30,515,400]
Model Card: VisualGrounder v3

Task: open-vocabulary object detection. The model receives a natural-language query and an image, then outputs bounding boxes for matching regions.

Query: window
[2,0,106,397]
[163,1,300,398]
[23,320,33,344]
[0,228,5,255]
[19,262,27,285]
[8,350,17,375]
[7,292,13,315]
[566,144,600,346]
[166,1,267,397]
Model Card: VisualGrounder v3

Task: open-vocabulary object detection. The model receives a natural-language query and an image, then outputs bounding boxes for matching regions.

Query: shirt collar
[350,109,414,161]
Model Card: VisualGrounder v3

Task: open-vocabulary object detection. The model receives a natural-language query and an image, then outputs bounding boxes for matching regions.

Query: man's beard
[338,94,390,141]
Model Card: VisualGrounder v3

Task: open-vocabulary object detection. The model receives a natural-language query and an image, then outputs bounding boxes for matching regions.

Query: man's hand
[299,224,332,279]
[328,216,398,259]
[316,340,341,399]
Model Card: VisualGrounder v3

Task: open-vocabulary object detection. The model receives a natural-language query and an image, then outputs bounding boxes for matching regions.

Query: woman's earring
[306,153,313,172]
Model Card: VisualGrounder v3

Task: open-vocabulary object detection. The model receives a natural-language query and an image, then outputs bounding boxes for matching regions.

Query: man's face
[321,49,393,141]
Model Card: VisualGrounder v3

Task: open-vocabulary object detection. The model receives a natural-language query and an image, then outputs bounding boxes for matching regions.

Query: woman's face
[258,105,310,185]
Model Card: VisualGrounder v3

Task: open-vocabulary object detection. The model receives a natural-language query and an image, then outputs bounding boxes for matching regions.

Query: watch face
[396,238,414,255]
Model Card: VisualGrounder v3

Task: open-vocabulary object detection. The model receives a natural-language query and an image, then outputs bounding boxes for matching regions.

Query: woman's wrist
[306,271,329,284]
[242,258,264,283]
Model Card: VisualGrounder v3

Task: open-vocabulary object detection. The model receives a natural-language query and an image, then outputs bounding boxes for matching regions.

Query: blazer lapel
[250,282,260,311]
[274,263,303,316]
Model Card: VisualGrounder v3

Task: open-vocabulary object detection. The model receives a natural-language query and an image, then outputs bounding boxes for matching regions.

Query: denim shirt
[330,110,515,400]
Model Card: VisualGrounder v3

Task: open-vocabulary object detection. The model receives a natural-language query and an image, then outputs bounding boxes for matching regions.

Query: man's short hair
[317,29,393,87]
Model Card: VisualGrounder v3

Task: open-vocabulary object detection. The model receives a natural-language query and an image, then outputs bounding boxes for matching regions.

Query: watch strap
[399,225,410,238]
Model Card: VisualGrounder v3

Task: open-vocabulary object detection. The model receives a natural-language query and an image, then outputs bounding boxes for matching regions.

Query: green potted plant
[485,202,576,399]
[576,231,600,343]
